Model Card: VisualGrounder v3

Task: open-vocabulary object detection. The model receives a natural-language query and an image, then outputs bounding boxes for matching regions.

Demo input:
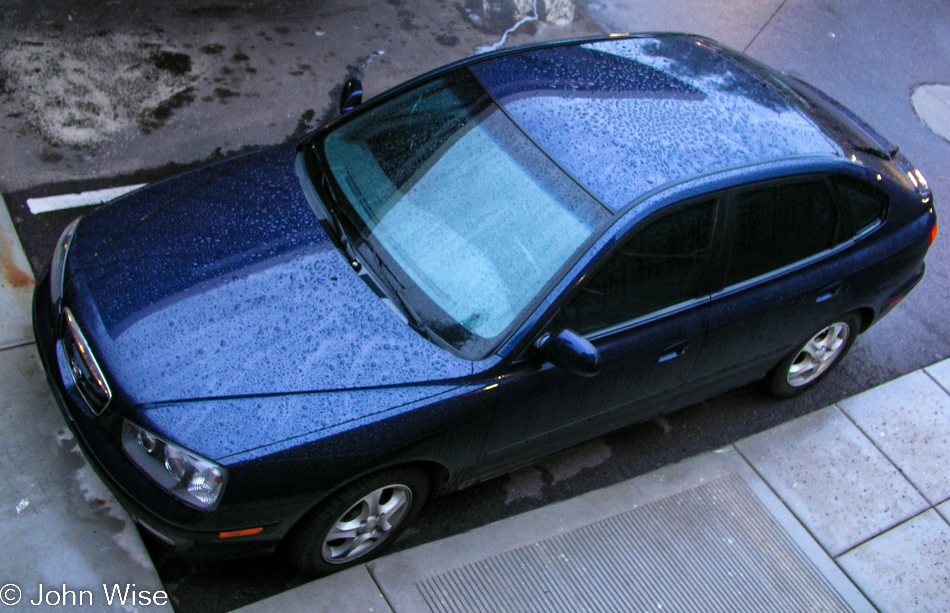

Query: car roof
[469,35,844,212]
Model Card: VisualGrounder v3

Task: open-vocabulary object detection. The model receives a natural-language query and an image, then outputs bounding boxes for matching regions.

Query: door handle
[659,341,690,363]
[816,282,843,303]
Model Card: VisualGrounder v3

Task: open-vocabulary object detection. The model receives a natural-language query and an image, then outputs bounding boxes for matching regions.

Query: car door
[686,175,854,394]
[480,197,719,474]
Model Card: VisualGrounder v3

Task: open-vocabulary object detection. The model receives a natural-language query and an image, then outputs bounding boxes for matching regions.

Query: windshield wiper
[318,200,425,335]
[296,145,352,253]
[853,144,899,160]
[316,176,351,250]
[322,204,428,336]
[296,145,430,338]
[360,242,430,337]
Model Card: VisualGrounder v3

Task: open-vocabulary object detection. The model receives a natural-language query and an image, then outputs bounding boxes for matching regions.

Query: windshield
[321,69,609,358]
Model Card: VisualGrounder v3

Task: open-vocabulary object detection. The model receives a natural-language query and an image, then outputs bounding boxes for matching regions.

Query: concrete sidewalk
[237,364,950,613]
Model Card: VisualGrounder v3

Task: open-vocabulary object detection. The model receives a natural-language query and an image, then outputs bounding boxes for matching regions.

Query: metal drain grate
[417,475,854,612]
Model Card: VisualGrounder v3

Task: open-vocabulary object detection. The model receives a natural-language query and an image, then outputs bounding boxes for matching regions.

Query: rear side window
[832,175,887,235]
[555,199,716,335]
[722,180,838,287]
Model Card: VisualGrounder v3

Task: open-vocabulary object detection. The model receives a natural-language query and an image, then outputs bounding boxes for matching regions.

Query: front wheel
[284,467,430,576]
[765,313,861,398]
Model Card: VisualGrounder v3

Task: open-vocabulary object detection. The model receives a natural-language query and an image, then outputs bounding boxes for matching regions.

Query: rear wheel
[765,312,860,398]
[285,467,430,576]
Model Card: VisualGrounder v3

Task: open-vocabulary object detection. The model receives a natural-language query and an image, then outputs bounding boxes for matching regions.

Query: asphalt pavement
[2,0,950,611]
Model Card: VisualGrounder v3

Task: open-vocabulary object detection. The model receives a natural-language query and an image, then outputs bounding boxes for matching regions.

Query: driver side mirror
[340,78,363,114]
[536,329,600,378]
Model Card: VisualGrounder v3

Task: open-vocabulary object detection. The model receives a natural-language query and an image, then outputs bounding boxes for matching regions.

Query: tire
[765,312,861,399]
[284,467,430,576]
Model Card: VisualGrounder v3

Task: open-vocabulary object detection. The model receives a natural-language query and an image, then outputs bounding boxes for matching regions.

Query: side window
[555,199,716,335]
[832,175,887,235]
[722,180,838,287]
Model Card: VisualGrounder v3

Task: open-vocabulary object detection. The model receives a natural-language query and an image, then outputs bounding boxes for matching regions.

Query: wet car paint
[33,34,935,562]
[63,144,472,405]
[470,38,842,210]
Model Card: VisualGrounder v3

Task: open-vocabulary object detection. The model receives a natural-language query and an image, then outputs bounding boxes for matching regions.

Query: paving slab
[735,406,928,557]
[837,509,950,613]
[0,194,34,349]
[0,345,169,611]
[367,447,871,612]
[938,499,950,524]
[232,565,391,613]
[838,370,950,505]
[924,357,950,393]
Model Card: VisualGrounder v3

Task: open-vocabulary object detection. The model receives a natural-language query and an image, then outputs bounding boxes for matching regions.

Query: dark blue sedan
[33,34,936,575]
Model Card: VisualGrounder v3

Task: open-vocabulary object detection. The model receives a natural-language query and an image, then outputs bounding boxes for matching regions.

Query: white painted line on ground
[26,183,147,214]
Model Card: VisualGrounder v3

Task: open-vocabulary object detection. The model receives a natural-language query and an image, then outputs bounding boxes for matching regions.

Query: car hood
[63,144,472,406]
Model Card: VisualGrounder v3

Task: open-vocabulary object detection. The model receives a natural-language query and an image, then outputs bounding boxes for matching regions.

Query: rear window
[832,175,887,235]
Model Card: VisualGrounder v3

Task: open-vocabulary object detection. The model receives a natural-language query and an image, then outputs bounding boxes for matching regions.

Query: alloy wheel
[786,322,851,387]
[321,484,413,564]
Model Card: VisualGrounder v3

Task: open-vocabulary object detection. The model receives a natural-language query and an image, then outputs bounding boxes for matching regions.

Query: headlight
[51,216,81,311]
[122,421,227,510]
